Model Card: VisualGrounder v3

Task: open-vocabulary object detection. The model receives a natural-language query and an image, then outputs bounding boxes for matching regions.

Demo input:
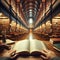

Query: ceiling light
[29,18,33,24]
[29,9,32,12]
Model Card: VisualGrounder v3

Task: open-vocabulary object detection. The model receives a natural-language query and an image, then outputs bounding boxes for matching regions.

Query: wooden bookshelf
[52,13,60,37]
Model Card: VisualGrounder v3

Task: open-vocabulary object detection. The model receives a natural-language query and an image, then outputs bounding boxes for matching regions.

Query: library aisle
[0,0,60,60]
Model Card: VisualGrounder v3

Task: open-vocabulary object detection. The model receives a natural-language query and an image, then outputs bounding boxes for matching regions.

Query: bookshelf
[52,13,60,37]
[45,20,52,35]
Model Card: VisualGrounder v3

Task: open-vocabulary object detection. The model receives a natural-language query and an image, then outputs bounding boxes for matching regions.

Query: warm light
[0,13,2,16]
[17,24,20,28]
[54,16,60,19]
[0,17,8,18]
[10,21,16,26]
[29,33,33,40]
[52,19,58,22]
[29,18,33,24]
[42,24,45,27]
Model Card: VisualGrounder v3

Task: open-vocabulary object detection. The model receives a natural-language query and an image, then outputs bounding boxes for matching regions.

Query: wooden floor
[0,33,60,60]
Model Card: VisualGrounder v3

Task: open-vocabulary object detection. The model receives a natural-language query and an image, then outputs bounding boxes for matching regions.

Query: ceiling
[1,0,56,28]
[16,0,55,28]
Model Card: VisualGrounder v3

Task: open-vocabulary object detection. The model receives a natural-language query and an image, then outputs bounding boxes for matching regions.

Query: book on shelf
[12,39,47,56]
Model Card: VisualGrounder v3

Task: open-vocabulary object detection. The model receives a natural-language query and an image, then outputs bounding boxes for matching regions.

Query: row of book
[0,13,28,36]
[33,13,60,38]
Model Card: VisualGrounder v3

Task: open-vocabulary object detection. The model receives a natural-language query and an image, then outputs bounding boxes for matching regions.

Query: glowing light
[0,13,2,16]
[29,33,33,40]
[29,18,33,24]
[10,21,16,26]
[29,9,32,12]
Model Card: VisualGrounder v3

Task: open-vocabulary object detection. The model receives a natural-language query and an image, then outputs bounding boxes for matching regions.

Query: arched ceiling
[3,0,56,28]
[17,0,54,28]
[20,0,41,25]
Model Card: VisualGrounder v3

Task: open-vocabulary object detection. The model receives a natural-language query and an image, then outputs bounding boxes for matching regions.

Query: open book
[13,39,47,56]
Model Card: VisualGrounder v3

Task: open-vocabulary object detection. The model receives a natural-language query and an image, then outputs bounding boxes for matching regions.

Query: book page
[5,39,15,45]
[13,39,30,53]
[30,39,47,53]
